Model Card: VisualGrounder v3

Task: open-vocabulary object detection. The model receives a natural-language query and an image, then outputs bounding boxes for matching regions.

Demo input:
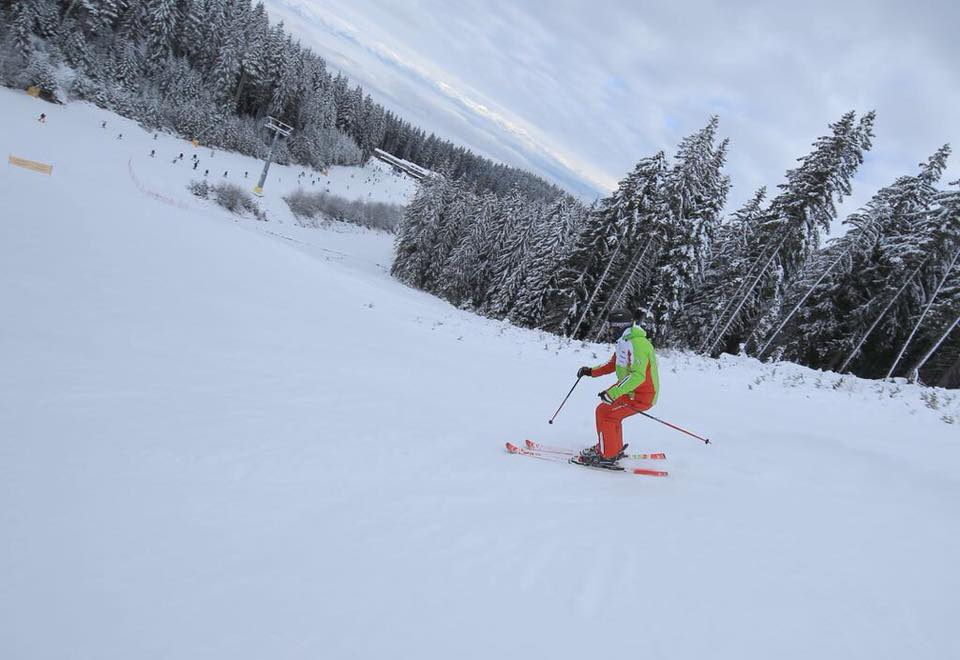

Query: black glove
[577,366,592,378]
[598,390,614,404]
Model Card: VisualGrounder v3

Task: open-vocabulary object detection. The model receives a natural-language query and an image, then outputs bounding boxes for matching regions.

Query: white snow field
[2,87,959,660]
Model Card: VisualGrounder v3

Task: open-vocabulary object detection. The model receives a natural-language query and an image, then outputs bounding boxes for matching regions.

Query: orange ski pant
[596,393,653,458]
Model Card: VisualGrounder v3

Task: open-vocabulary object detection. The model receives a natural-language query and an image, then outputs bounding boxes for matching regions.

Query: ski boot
[577,444,600,462]
[574,444,622,469]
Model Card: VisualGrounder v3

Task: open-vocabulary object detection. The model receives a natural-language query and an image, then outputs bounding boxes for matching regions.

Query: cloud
[264,0,959,217]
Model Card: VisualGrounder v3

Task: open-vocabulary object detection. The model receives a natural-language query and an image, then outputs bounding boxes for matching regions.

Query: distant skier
[38,113,46,123]
[101,121,107,129]
[574,309,659,468]
[116,133,123,140]
[193,161,198,170]
[223,171,228,177]
[150,149,155,157]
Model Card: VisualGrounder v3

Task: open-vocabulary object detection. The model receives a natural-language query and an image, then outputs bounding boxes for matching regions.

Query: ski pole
[548,376,581,424]
[631,408,711,444]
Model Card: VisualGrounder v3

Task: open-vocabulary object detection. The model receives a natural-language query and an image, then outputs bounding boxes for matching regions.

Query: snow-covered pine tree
[145,0,179,74]
[234,1,268,113]
[640,118,731,344]
[890,178,960,383]
[421,177,472,294]
[508,196,588,328]
[540,152,667,338]
[9,0,39,60]
[772,145,951,372]
[584,159,673,341]
[92,0,128,31]
[391,177,446,289]
[438,191,493,307]
[715,111,875,355]
[484,199,547,319]
[266,25,294,118]
[679,187,767,350]
[208,0,249,104]
[832,146,952,375]
[480,188,537,318]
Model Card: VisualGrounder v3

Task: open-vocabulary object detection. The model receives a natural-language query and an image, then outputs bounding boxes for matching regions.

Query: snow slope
[2,88,959,660]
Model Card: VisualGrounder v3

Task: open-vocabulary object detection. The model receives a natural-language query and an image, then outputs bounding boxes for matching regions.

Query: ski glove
[598,390,614,404]
[577,366,592,378]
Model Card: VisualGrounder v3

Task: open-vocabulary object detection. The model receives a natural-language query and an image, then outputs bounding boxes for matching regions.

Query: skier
[150,149,155,157]
[574,309,659,468]
[38,113,46,123]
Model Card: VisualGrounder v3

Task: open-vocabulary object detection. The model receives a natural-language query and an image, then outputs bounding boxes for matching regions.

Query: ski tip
[632,468,669,477]
[505,442,520,453]
[524,439,536,449]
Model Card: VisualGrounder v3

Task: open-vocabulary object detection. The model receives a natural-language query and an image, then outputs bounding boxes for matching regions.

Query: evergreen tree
[437,190,488,306]
[484,198,543,318]
[92,0,128,30]
[640,118,731,343]
[509,196,587,328]
[830,145,952,374]
[712,111,875,355]
[145,0,179,73]
[680,186,767,350]
[478,187,532,316]
[740,146,950,375]
[421,177,472,292]
[10,0,38,59]
[391,178,445,288]
[541,153,667,337]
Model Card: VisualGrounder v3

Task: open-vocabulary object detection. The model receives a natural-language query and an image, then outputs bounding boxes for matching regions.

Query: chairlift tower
[254,116,293,196]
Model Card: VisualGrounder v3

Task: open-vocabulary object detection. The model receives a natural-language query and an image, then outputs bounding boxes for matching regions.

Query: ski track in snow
[1,88,959,660]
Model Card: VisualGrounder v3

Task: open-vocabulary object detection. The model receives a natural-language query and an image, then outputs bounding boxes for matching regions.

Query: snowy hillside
[2,88,959,660]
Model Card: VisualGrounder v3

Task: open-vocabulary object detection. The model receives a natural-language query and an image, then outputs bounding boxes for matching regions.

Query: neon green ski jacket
[591,324,659,404]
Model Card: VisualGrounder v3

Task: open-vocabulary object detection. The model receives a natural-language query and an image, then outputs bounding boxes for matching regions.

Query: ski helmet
[606,309,634,329]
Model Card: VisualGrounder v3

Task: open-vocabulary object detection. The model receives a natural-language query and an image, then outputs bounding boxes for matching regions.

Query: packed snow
[2,87,959,660]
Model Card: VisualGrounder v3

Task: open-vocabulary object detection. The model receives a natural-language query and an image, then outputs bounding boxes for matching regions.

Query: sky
[262,0,959,221]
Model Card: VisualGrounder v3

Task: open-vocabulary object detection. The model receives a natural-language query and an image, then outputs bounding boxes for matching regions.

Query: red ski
[506,442,668,477]
[524,439,666,460]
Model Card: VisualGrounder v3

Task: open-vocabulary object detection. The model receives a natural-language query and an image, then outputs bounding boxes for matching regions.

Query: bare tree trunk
[886,246,960,378]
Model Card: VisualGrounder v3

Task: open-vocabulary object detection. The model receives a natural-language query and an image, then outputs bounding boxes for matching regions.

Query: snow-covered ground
[2,87,959,660]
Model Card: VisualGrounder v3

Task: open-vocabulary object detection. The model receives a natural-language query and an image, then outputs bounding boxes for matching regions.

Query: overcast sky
[263,0,958,220]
